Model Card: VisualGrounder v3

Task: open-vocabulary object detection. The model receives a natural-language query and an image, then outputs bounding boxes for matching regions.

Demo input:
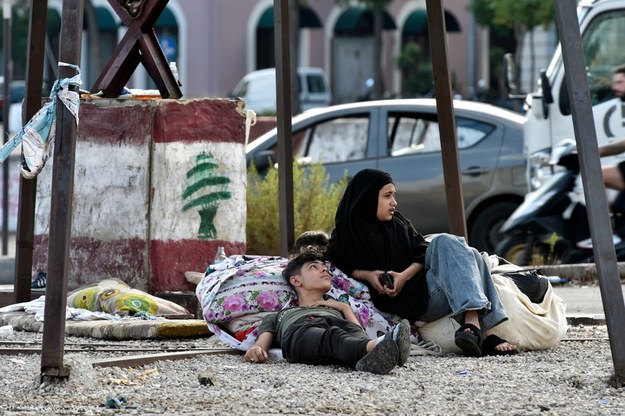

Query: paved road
[553,284,625,315]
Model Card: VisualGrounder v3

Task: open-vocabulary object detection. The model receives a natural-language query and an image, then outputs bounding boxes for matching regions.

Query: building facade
[43,0,491,103]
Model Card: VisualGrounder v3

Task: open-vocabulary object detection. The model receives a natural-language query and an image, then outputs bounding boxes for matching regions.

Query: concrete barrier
[30,98,247,293]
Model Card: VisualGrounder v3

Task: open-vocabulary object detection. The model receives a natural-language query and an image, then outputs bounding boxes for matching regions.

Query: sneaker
[355,336,398,375]
[31,272,46,288]
[393,319,411,366]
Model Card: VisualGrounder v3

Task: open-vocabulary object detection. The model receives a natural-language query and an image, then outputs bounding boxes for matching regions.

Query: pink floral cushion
[196,256,298,350]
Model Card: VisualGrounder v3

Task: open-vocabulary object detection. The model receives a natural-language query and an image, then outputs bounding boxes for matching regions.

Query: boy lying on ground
[243,249,411,375]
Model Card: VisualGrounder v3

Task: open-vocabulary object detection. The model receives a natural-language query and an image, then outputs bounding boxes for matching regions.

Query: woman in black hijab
[325,169,517,356]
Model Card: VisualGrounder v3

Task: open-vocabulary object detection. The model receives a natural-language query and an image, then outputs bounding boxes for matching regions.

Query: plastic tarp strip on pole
[0,63,81,180]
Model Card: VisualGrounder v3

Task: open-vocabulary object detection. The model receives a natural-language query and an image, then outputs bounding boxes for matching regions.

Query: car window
[582,10,625,105]
[306,74,327,93]
[232,80,248,98]
[388,113,494,156]
[297,115,369,163]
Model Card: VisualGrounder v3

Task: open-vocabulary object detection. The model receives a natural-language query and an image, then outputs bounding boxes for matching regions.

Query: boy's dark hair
[282,249,325,283]
[290,231,330,256]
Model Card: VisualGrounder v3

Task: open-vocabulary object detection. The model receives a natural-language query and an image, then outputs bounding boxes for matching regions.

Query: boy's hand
[244,344,268,364]
[312,299,362,328]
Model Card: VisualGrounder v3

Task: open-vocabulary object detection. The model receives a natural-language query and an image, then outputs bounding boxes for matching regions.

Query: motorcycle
[496,139,625,265]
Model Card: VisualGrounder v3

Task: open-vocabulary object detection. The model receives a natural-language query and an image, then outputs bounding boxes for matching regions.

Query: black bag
[500,268,550,304]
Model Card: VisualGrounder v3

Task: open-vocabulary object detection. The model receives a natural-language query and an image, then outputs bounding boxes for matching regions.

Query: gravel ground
[0,325,623,416]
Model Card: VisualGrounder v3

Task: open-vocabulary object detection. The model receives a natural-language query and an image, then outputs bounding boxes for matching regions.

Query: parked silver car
[246,99,528,253]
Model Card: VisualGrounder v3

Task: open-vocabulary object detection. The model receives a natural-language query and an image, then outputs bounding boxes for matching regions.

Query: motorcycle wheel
[497,234,573,266]
[469,201,520,253]
[496,234,535,266]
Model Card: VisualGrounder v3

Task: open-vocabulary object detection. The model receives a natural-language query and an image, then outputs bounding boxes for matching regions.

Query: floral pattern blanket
[195,255,397,351]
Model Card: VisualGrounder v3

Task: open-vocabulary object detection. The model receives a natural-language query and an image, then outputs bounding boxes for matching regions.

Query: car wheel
[469,201,519,253]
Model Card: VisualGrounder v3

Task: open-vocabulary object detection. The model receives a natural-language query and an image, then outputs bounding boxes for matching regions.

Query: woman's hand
[360,269,388,295]
[383,263,424,297]
[383,271,407,297]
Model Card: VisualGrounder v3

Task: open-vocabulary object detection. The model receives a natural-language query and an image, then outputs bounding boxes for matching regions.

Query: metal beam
[40,0,84,380]
[274,0,294,257]
[2,0,12,256]
[90,0,181,99]
[554,0,625,386]
[91,349,239,368]
[14,0,48,304]
[426,0,467,239]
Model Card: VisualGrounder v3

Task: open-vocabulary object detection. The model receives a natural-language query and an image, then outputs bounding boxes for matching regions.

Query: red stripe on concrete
[153,99,245,144]
[78,101,152,145]
[34,235,148,291]
[150,239,245,292]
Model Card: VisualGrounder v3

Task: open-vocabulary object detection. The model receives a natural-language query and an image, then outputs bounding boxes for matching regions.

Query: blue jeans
[419,234,507,330]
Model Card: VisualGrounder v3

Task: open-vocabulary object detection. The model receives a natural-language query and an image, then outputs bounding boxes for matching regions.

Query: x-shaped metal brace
[90,0,182,98]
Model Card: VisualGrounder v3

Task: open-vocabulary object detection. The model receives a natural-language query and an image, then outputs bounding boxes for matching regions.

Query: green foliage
[469,0,555,31]
[246,162,347,255]
[395,43,433,97]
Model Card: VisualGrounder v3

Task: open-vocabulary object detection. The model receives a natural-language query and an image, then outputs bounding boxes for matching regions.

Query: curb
[537,262,625,284]
[566,313,606,326]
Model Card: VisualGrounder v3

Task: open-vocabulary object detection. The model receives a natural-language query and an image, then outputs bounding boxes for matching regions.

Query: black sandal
[455,323,483,357]
[482,334,518,356]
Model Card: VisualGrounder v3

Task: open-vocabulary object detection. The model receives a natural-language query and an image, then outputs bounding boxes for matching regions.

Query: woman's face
[376,183,397,221]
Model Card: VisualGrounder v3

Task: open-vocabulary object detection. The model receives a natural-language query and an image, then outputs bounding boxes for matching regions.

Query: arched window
[255,6,322,70]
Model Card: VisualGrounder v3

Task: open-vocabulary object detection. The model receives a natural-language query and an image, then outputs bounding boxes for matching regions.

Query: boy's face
[290,260,332,291]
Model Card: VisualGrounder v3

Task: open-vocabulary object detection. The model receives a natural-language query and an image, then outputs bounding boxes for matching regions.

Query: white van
[230,67,331,115]
[520,0,625,190]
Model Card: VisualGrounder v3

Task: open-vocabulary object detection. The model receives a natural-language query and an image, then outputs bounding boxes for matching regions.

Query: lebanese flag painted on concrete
[33,98,246,293]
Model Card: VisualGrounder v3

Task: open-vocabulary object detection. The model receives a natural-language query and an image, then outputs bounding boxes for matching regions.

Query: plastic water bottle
[214,246,227,265]
[206,247,227,274]
[547,276,567,285]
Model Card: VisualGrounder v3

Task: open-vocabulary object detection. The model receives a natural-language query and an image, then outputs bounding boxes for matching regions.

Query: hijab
[325,169,430,320]
[326,168,428,278]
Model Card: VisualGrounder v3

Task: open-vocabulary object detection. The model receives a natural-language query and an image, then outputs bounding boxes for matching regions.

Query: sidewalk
[552,284,625,325]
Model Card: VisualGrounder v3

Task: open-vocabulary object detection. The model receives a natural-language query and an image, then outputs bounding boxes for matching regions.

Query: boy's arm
[244,331,273,363]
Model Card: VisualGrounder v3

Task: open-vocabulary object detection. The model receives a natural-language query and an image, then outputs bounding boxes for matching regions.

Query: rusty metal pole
[425,0,467,239]
[40,0,84,379]
[274,0,294,257]
[2,0,11,256]
[554,0,625,386]
[14,0,48,304]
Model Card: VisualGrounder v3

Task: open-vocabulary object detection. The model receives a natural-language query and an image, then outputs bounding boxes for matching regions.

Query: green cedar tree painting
[182,152,231,239]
